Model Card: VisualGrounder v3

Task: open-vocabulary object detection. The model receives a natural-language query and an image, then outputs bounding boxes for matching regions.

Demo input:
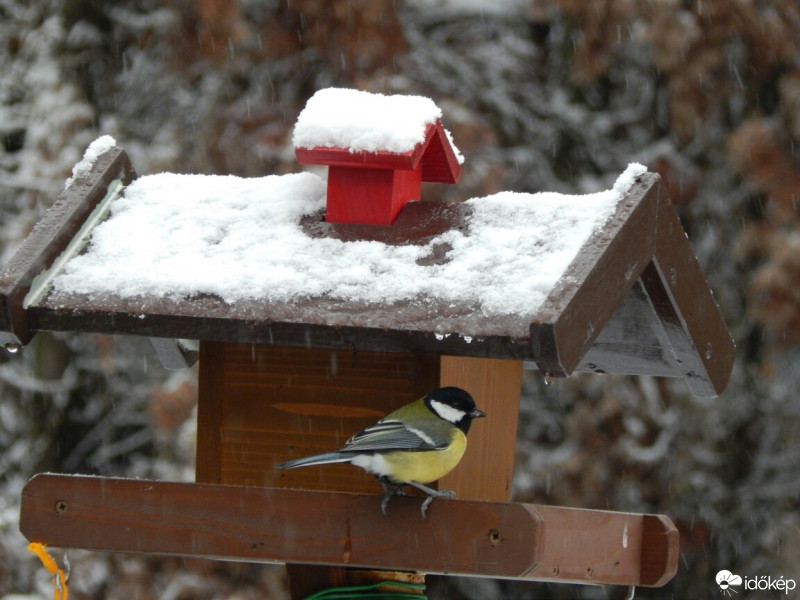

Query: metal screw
[488,529,502,547]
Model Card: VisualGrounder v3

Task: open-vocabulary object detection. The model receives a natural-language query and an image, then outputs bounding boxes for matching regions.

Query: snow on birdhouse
[0,115,735,397]
[293,88,463,225]
[46,160,644,323]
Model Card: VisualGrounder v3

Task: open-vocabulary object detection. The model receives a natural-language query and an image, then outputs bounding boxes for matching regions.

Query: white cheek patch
[429,399,466,424]
[351,453,390,477]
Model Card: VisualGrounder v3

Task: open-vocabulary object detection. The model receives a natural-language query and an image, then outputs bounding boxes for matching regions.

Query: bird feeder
[1,89,735,598]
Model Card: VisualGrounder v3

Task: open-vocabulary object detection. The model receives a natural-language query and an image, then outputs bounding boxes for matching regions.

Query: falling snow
[1,1,799,599]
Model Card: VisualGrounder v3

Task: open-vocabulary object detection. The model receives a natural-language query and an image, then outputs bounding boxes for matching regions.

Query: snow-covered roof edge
[292,88,461,160]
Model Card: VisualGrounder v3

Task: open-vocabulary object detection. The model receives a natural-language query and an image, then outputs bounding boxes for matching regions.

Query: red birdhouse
[293,89,463,225]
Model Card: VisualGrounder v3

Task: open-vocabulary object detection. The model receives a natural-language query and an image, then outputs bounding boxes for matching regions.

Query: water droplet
[624,262,638,281]
[705,343,714,360]
[4,343,20,354]
[585,321,595,342]
[669,267,678,285]
[543,372,555,386]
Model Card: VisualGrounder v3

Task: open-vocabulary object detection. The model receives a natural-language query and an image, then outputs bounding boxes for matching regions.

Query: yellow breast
[380,429,467,485]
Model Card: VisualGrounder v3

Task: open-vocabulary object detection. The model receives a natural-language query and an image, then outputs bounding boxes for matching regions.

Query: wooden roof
[0,145,734,397]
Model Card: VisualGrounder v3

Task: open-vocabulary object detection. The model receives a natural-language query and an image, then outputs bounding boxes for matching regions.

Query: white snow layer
[292,88,446,155]
[51,163,648,318]
[64,134,117,188]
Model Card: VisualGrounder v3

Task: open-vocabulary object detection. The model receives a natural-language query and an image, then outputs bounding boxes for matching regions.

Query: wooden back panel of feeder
[197,343,521,501]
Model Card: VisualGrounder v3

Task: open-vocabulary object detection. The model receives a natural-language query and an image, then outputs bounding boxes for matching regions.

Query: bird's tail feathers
[275,451,352,470]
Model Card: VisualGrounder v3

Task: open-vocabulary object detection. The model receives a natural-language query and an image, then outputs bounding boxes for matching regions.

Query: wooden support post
[20,474,679,587]
[438,356,523,501]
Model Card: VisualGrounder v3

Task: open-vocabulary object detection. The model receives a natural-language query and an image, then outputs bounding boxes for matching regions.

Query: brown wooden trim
[21,474,678,587]
[646,194,736,396]
[530,173,659,378]
[196,341,226,484]
[527,504,678,587]
[21,474,541,580]
[0,146,135,345]
[640,514,680,586]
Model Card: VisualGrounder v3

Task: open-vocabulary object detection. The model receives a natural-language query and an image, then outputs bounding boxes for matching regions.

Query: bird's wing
[342,419,447,453]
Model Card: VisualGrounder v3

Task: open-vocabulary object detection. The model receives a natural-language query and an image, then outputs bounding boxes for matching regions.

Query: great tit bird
[275,386,485,517]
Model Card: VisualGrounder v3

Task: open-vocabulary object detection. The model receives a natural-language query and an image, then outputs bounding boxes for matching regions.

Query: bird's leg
[405,481,456,518]
[379,480,405,516]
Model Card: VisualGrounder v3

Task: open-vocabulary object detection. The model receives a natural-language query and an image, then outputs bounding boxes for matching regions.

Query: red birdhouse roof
[293,88,463,184]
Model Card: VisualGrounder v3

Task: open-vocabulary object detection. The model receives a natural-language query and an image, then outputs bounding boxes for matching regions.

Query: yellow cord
[27,543,69,600]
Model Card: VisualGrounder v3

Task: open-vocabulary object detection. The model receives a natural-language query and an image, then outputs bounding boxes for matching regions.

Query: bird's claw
[419,488,455,518]
[380,484,405,516]
[379,481,456,518]
[420,496,433,518]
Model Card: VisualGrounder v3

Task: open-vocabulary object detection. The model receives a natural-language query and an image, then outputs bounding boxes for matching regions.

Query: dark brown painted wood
[0,146,135,345]
[529,173,659,379]
[643,195,736,396]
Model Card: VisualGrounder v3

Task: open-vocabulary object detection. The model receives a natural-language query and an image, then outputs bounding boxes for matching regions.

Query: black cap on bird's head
[423,386,486,433]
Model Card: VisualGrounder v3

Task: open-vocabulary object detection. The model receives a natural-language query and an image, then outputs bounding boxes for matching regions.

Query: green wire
[302,580,427,600]
[306,588,427,600]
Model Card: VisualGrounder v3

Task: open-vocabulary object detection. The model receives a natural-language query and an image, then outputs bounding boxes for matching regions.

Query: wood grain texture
[196,341,225,484]
[640,514,680,586]
[438,355,523,501]
[529,504,678,587]
[197,342,439,493]
[20,474,678,587]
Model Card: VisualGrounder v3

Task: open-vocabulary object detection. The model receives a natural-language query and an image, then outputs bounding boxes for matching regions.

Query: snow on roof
[292,88,448,155]
[64,135,117,189]
[50,162,647,323]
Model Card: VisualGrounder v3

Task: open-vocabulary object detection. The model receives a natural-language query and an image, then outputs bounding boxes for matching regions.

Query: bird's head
[423,386,485,434]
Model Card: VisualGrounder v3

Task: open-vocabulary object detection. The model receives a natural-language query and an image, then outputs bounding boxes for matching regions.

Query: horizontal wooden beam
[21,474,677,587]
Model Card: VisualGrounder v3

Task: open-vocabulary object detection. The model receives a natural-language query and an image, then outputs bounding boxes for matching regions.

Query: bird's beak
[471,409,486,418]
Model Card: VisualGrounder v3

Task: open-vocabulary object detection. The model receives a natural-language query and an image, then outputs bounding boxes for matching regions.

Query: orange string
[27,543,69,600]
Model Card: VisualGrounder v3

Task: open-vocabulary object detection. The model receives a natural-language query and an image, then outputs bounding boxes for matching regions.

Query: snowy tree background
[1,1,799,598]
